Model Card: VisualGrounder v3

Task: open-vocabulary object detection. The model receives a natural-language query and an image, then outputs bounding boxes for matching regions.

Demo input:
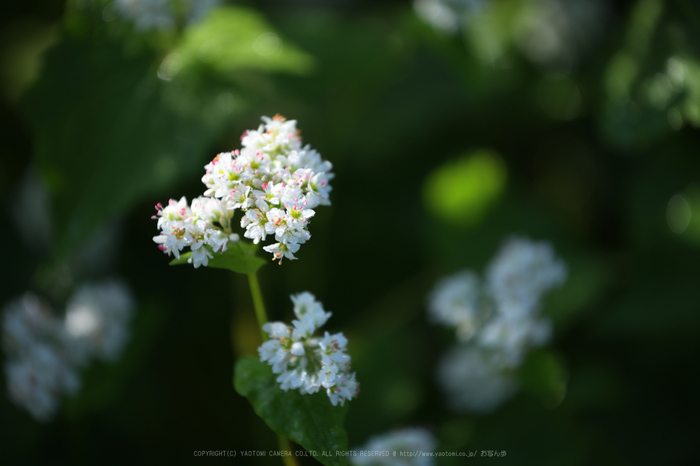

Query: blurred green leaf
[423,150,506,227]
[22,36,246,258]
[234,356,349,466]
[169,241,265,274]
[176,6,315,76]
[519,349,568,409]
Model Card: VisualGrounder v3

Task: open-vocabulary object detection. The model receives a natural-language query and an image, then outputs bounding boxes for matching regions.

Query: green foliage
[169,241,265,274]
[423,150,506,227]
[600,0,700,150]
[519,349,568,409]
[21,36,245,258]
[176,6,315,76]
[20,5,314,261]
[234,356,349,466]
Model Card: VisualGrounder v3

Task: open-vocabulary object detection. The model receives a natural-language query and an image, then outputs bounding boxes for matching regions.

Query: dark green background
[1,0,699,464]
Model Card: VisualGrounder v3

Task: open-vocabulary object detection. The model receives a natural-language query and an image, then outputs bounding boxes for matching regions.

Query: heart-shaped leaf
[234,356,349,466]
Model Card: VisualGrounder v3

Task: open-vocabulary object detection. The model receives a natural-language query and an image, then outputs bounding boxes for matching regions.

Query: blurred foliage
[423,150,506,227]
[1,0,700,465]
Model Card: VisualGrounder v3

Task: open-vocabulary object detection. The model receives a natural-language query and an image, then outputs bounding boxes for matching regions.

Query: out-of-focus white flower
[2,294,62,356]
[2,294,79,421]
[428,236,566,413]
[5,344,80,422]
[64,281,135,364]
[413,0,486,34]
[477,314,552,367]
[258,292,358,406]
[513,0,610,71]
[154,115,333,266]
[2,281,136,421]
[427,270,484,341]
[415,0,610,72]
[437,345,518,414]
[351,427,438,466]
[114,0,221,32]
[486,236,567,317]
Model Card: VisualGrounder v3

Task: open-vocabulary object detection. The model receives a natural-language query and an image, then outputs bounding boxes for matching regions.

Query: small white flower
[428,270,484,341]
[351,427,437,466]
[291,292,331,328]
[258,293,358,405]
[326,371,358,407]
[486,236,567,317]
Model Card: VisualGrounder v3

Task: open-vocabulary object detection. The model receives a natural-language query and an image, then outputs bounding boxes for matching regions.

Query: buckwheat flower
[115,0,174,31]
[185,0,220,24]
[2,294,80,421]
[428,270,485,341]
[292,292,331,328]
[413,0,487,35]
[155,115,332,266]
[352,427,437,466]
[152,196,237,268]
[115,0,221,32]
[263,241,300,263]
[2,294,62,356]
[319,332,351,368]
[486,237,567,317]
[64,281,135,364]
[437,345,518,414]
[477,314,552,367]
[5,344,80,421]
[428,237,567,413]
[326,371,359,407]
[258,322,296,373]
[258,293,358,406]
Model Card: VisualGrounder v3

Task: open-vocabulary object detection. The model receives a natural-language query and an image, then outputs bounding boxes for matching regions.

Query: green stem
[246,272,299,466]
[247,272,268,341]
[278,435,300,466]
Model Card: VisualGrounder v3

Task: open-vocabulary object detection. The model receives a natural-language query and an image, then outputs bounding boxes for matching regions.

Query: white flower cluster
[64,282,135,364]
[152,196,238,268]
[413,0,487,34]
[351,428,437,466]
[114,0,221,31]
[153,115,333,267]
[437,346,518,414]
[2,282,134,421]
[414,0,609,71]
[258,292,358,407]
[429,237,566,412]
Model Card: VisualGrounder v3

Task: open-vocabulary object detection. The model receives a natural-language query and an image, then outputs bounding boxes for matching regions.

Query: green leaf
[176,6,315,76]
[519,349,568,409]
[169,241,265,275]
[21,35,248,258]
[234,356,349,466]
